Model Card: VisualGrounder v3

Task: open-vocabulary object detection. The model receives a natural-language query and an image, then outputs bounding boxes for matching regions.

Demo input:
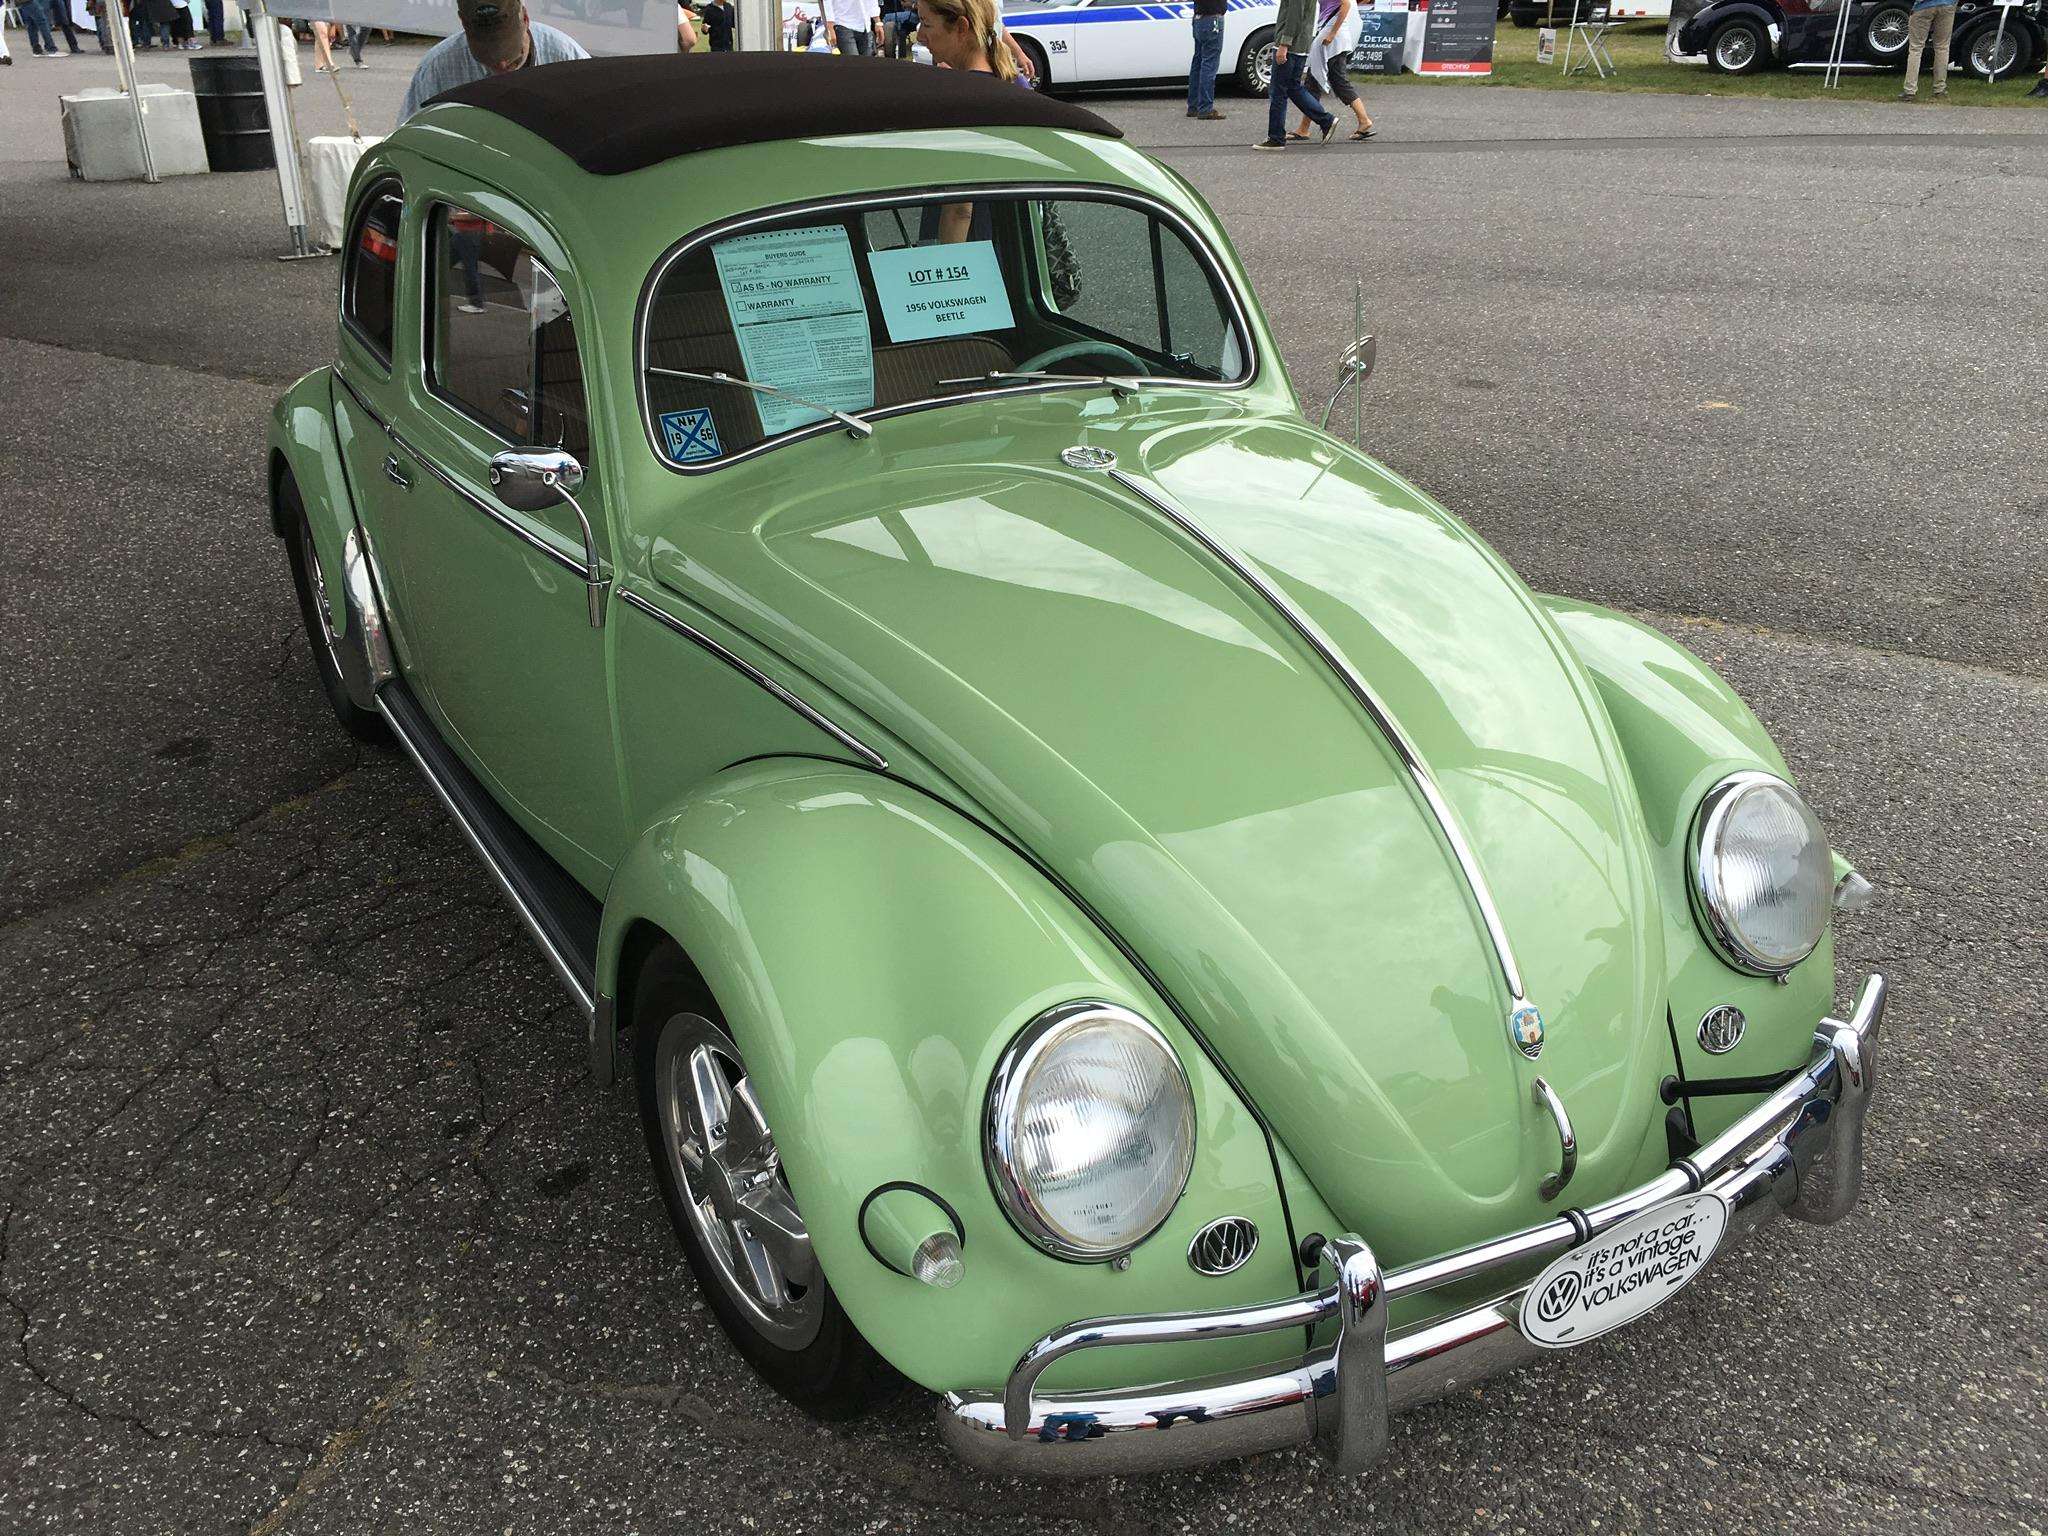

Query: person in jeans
[823,0,881,53]
[1257,0,1334,148]
[1294,0,1372,139]
[1899,0,1955,99]
[47,0,85,52]
[19,0,62,54]
[1186,0,1226,119]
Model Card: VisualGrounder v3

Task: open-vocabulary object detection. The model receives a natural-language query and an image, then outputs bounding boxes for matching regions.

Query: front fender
[1544,600,1837,1135]
[596,759,1305,1394]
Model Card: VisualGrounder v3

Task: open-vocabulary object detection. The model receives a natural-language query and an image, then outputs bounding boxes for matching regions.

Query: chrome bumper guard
[938,974,1885,1477]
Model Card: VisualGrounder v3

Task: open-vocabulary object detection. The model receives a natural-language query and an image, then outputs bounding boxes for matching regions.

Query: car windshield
[640,190,1251,469]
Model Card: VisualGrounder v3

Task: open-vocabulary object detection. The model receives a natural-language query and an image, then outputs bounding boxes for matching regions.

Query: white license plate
[1517,1192,1730,1349]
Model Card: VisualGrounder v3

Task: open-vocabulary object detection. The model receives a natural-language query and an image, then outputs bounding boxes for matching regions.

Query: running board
[376,681,601,1019]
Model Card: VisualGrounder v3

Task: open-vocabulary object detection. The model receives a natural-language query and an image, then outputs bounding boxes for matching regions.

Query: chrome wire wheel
[653,1013,823,1349]
[1713,25,1757,70]
[1250,39,1275,93]
[1970,28,2019,77]
[1865,7,1909,56]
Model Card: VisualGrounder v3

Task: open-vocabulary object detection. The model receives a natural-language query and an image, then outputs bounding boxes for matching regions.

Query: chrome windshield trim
[616,588,889,771]
[1104,466,1533,1016]
[633,182,1261,476]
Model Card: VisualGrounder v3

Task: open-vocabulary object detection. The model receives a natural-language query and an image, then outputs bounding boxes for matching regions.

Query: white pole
[736,0,778,50]
[106,0,160,182]
[1821,0,1854,88]
[1986,0,2014,80]
[252,1,317,255]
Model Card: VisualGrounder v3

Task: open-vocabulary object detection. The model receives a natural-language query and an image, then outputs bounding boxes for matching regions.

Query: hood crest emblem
[1510,1003,1545,1059]
[1187,1217,1260,1276]
[1060,445,1116,471]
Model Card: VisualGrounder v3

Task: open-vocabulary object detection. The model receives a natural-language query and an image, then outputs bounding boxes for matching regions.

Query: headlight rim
[983,999,1195,1265]
[1687,769,1830,977]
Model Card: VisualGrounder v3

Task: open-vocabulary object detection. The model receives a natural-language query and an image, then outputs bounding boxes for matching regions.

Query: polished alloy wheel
[1250,40,1275,94]
[654,1014,823,1348]
[1714,28,1757,70]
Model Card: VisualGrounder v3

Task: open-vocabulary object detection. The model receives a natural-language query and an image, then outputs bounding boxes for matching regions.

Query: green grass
[1367,18,2048,106]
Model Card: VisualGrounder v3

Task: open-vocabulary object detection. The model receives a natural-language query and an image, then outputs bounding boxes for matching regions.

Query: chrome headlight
[1688,772,1832,975]
[984,1002,1195,1262]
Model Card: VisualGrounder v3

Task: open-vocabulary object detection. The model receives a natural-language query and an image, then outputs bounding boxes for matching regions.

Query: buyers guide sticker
[868,241,1015,344]
[711,226,875,437]
[1518,1193,1729,1349]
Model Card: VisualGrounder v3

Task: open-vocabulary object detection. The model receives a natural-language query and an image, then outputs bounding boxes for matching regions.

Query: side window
[1037,201,1238,377]
[342,185,402,367]
[426,204,589,463]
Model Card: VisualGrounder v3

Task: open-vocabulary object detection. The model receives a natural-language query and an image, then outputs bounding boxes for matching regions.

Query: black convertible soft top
[429,53,1123,176]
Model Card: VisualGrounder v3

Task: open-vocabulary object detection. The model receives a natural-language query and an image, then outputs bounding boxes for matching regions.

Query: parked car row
[1680,0,2044,77]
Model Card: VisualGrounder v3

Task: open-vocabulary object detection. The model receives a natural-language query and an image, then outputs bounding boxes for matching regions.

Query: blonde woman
[918,0,1018,79]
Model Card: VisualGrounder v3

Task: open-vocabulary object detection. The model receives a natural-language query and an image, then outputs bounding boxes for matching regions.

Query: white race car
[1003,0,1281,95]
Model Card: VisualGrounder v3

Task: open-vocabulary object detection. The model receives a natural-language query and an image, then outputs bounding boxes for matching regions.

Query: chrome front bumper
[938,974,1885,1477]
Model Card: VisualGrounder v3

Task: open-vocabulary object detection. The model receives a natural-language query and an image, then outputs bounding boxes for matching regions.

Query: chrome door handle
[383,453,414,489]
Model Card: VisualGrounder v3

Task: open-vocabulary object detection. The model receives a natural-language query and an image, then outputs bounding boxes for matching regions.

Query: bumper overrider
[939,974,1886,1477]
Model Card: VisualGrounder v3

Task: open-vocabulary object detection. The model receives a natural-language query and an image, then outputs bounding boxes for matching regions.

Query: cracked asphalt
[3,41,2045,1536]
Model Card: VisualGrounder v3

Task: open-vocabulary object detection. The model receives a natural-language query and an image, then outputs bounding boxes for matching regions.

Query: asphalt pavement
[2,38,2045,1536]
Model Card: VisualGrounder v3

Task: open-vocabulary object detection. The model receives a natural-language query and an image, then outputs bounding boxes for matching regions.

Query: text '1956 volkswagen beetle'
[268,53,1886,1476]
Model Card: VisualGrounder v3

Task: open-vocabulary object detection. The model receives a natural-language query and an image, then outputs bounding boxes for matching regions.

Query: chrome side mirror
[488,449,584,512]
[486,449,608,628]
[1318,280,1377,448]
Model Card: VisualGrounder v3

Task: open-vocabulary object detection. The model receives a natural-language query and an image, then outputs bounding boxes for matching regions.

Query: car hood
[647,407,1673,1264]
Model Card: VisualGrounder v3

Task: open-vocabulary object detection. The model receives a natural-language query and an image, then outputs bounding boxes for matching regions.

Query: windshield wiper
[937,369,1144,400]
[646,366,874,439]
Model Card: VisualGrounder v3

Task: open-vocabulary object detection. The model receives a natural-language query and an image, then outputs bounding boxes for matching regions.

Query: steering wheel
[1014,339,1151,377]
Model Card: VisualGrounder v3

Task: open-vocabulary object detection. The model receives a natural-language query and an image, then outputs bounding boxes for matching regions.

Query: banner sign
[1417,0,1495,73]
[1349,10,1409,73]
[293,0,674,58]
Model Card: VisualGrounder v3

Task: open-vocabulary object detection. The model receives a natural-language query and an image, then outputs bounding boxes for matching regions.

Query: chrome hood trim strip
[1104,465,1534,1020]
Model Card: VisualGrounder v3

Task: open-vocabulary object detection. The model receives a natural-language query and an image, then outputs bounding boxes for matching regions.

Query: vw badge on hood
[1060,445,1116,471]
[1187,1217,1259,1276]
[1697,1004,1746,1054]
[1509,1002,1545,1059]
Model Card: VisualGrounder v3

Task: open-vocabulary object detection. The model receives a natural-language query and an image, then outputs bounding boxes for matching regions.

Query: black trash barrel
[188,55,275,172]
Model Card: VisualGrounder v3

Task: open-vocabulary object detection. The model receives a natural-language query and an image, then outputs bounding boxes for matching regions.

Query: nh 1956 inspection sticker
[869,241,1015,344]
[1518,1192,1729,1348]
[659,408,721,463]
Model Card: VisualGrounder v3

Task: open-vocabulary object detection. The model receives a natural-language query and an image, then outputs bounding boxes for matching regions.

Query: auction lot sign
[1418,0,1496,73]
[296,0,672,57]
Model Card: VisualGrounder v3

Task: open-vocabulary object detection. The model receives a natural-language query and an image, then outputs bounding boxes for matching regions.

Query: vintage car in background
[270,53,1885,1474]
[1003,0,1281,95]
[1678,0,2042,76]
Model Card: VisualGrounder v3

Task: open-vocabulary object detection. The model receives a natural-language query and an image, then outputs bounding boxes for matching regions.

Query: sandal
[1351,127,1377,139]
[1285,131,1309,142]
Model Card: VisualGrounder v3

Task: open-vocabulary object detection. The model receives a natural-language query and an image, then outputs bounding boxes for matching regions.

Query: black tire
[632,946,881,1418]
[1234,26,1276,95]
[1861,3,1910,61]
[280,478,387,744]
[1706,16,1770,73]
[1960,18,2032,79]
[1014,34,1049,93]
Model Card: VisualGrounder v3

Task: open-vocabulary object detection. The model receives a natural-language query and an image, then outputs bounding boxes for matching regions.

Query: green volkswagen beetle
[268,53,1885,1475]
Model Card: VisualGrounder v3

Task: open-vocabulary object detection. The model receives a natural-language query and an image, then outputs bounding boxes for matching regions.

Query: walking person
[823,0,881,53]
[204,0,224,42]
[47,0,85,53]
[1899,0,1956,99]
[87,0,113,52]
[345,21,367,64]
[1293,0,1372,141]
[1186,0,1226,119]
[1257,0,1334,148]
[19,0,62,54]
[138,0,177,48]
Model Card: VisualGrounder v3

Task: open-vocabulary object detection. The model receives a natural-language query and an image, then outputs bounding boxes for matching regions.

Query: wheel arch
[590,756,1306,1395]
